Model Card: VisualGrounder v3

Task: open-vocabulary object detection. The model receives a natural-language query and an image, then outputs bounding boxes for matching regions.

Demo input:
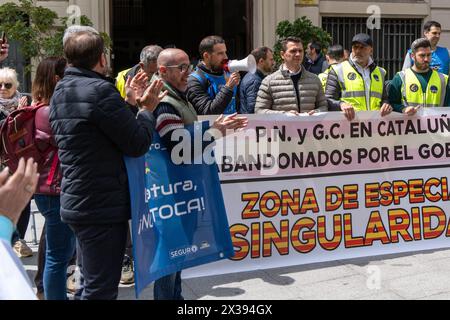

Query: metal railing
[322,17,422,80]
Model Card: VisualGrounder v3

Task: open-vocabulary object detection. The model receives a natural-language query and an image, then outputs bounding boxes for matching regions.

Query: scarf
[0,91,20,115]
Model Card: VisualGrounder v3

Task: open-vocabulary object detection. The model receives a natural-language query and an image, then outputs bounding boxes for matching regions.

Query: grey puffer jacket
[255,65,328,114]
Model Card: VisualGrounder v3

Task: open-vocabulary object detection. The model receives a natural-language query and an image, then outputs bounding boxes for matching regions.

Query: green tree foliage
[0,0,111,70]
[274,16,332,64]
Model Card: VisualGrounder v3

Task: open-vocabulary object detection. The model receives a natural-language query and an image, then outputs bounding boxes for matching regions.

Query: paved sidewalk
[21,202,450,300]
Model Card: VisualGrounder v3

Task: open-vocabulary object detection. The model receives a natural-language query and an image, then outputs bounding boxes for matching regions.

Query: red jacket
[34,103,62,195]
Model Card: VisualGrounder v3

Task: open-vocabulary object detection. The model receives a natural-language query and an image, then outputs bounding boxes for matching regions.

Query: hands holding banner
[380,103,394,117]
[341,102,393,121]
[403,105,421,116]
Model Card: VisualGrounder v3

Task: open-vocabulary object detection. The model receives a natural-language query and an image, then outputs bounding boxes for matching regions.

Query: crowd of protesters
[0,19,449,300]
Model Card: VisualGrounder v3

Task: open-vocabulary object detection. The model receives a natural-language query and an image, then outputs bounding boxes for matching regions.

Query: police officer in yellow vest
[389,38,450,116]
[325,33,392,121]
[319,44,345,91]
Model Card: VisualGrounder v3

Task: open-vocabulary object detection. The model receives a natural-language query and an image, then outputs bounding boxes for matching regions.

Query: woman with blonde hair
[0,67,27,120]
[0,67,32,258]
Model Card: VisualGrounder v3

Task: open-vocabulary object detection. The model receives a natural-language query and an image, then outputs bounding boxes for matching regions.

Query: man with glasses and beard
[153,48,247,300]
[390,38,450,115]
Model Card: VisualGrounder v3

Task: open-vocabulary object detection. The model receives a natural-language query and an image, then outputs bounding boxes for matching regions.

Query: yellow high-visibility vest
[318,65,336,92]
[334,61,386,111]
[399,68,448,108]
[115,68,132,99]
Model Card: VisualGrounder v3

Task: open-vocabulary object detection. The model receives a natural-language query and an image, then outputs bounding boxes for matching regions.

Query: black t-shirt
[291,71,302,112]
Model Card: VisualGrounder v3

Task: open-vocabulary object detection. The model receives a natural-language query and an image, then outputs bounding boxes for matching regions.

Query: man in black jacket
[303,41,327,75]
[50,30,166,300]
[240,46,275,114]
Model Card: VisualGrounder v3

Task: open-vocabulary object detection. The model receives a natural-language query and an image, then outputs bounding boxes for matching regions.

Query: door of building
[111,0,252,74]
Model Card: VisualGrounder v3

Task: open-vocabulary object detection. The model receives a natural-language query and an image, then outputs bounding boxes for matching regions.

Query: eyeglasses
[165,64,193,74]
[0,82,13,89]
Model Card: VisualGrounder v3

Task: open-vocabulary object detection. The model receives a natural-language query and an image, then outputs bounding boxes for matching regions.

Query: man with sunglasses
[187,35,240,115]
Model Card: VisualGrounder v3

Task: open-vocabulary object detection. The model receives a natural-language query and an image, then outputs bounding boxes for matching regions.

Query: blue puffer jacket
[49,67,155,225]
[239,70,266,114]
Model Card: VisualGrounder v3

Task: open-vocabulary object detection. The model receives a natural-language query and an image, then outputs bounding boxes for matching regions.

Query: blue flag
[124,123,234,297]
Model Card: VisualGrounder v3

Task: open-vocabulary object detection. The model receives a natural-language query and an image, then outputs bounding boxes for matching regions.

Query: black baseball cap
[352,33,373,47]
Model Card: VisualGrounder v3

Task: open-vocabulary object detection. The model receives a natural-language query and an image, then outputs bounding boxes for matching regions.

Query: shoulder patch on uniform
[410,84,419,93]
[348,72,357,81]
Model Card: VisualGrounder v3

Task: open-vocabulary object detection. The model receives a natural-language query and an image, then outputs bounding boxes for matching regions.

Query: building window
[114,0,145,26]
[322,17,422,79]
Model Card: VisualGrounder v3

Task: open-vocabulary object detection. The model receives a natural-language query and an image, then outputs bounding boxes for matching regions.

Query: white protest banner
[184,109,450,278]
[0,239,36,300]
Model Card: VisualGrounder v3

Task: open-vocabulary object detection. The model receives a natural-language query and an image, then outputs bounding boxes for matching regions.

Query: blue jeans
[154,271,183,300]
[35,195,76,300]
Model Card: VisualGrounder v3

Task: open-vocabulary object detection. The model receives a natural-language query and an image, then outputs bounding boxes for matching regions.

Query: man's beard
[263,64,274,74]
[211,63,223,73]
[354,56,365,64]
[415,62,429,71]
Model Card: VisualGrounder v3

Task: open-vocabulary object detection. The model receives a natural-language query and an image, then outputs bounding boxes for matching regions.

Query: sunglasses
[0,82,13,89]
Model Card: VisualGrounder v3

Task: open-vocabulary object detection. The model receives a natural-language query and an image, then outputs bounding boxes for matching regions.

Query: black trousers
[69,222,127,300]
[125,224,133,258]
